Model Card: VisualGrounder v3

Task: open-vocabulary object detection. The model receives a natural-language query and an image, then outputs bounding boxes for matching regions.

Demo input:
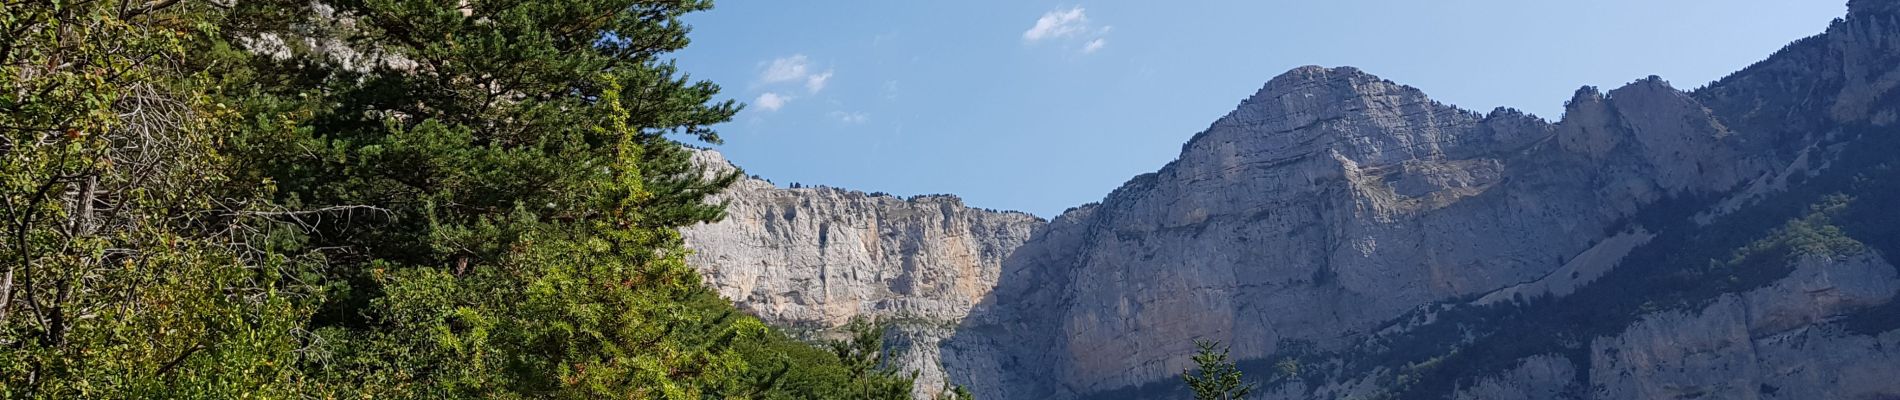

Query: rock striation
[1451,252,1900,400]
[681,150,1044,397]
[1582,253,1900,400]
[943,66,1792,398]
[683,1,1900,398]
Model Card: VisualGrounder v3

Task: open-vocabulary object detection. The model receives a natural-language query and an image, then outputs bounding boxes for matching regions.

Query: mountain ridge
[684,1,1900,398]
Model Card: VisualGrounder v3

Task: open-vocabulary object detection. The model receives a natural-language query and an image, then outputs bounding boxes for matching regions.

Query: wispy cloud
[761,55,812,84]
[1023,7,1088,42]
[829,111,869,124]
[1082,38,1107,54]
[761,54,835,94]
[755,92,790,111]
[805,70,833,93]
[1022,7,1112,55]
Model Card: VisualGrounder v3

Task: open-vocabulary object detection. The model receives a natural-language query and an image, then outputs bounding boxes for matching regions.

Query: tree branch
[120,0,182,19]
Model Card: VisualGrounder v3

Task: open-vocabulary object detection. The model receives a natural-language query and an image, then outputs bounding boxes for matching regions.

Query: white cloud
[1082,38,1107,54]
[829,111,869,124]
[761,55,811,84]
[761,54,836,95]
[1023,7,1112,55]
[805,70,833,93]
[755,92,790,111]
[1023,7,1088,42]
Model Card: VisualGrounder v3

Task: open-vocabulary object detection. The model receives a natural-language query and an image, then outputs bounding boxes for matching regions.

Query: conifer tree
[826,317,920,399]
[4,0,936,398]
[1183,339,1257,400]
[202,0,762,396]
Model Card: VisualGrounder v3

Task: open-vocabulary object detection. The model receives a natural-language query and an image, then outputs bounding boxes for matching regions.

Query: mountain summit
[686,1,1900,398]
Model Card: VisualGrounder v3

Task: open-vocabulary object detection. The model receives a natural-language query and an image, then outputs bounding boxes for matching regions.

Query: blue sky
[673,1,1847,218]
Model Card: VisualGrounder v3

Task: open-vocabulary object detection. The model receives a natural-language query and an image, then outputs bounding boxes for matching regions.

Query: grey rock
[681,1,1900,398]
[682,150,1043,397]
[947,65,1776,398]
[1451,354,1577,400]
[1586,253,1900,400]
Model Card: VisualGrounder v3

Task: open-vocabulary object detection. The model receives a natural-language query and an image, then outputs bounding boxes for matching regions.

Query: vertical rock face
[1450,354,1576,400]
[683,151,1043,328]
[685,1,1900,398]
[1584,253,1900,400]
[1447,253,1900,400]
[681,150,1044,397]
[946,64,1786,398]
[952,67,1559,396]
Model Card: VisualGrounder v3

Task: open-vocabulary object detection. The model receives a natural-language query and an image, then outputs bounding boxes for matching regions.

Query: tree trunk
[72,175,96,235]
[0,265,14,324]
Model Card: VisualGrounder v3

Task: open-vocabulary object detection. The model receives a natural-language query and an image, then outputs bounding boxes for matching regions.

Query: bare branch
[119,0,182,19]
[221,204,393,233]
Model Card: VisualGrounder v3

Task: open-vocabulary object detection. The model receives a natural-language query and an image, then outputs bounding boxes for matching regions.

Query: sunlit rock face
[942,63,1779,398]
[682,149,1044,398]
[686,1,1900,398]
[685,150,1042,330]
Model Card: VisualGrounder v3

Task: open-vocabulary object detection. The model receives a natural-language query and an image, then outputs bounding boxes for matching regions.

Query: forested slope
[0,1,937,398]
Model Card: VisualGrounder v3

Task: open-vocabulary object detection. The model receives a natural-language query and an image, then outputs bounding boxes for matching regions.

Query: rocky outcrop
[684,1,1900,398]
[1451,354,1577,400]
[950,66,1556,397]
[681,150,1044,397]
[1444,252,1900,400]
[945,65,1790,398]
[938,2,1900,397]
[1583,253,1900,400]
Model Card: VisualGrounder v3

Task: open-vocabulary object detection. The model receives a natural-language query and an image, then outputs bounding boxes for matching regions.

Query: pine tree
[936,382,977,400]
[1183,339,1256,400]
[4,0,943,397]
[201,0,762,396]
[826,317,921,399]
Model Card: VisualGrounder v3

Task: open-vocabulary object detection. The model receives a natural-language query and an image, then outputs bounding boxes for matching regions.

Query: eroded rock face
[945,65,1788,398]
[681,150,1044,397]
[1583,253,1900,400]
[684,1,1900,398]
[1445,253,1900,400]
[941,3,1900,397]
[1451,354,1576,400]
[951,67,1553,396]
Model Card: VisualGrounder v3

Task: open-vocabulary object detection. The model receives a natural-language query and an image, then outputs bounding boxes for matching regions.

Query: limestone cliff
[945,66,1795,398]
[681,150,1044,397]
[684,1,1900,398]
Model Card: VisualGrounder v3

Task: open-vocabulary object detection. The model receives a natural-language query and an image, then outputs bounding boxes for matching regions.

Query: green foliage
[935,382,976,400]
[1182,340,1255,400]
[826,318,921,399]
[2,0,959,398]
[1728,194,1862,263]
[1274,357,1300,378]
[721,317,916,399]
[0,0,321,397]
[198,0,764,396]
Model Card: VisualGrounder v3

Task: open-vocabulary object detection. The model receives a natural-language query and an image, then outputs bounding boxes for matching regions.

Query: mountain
[683,150,1045,395]
[685,1,1900,398]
